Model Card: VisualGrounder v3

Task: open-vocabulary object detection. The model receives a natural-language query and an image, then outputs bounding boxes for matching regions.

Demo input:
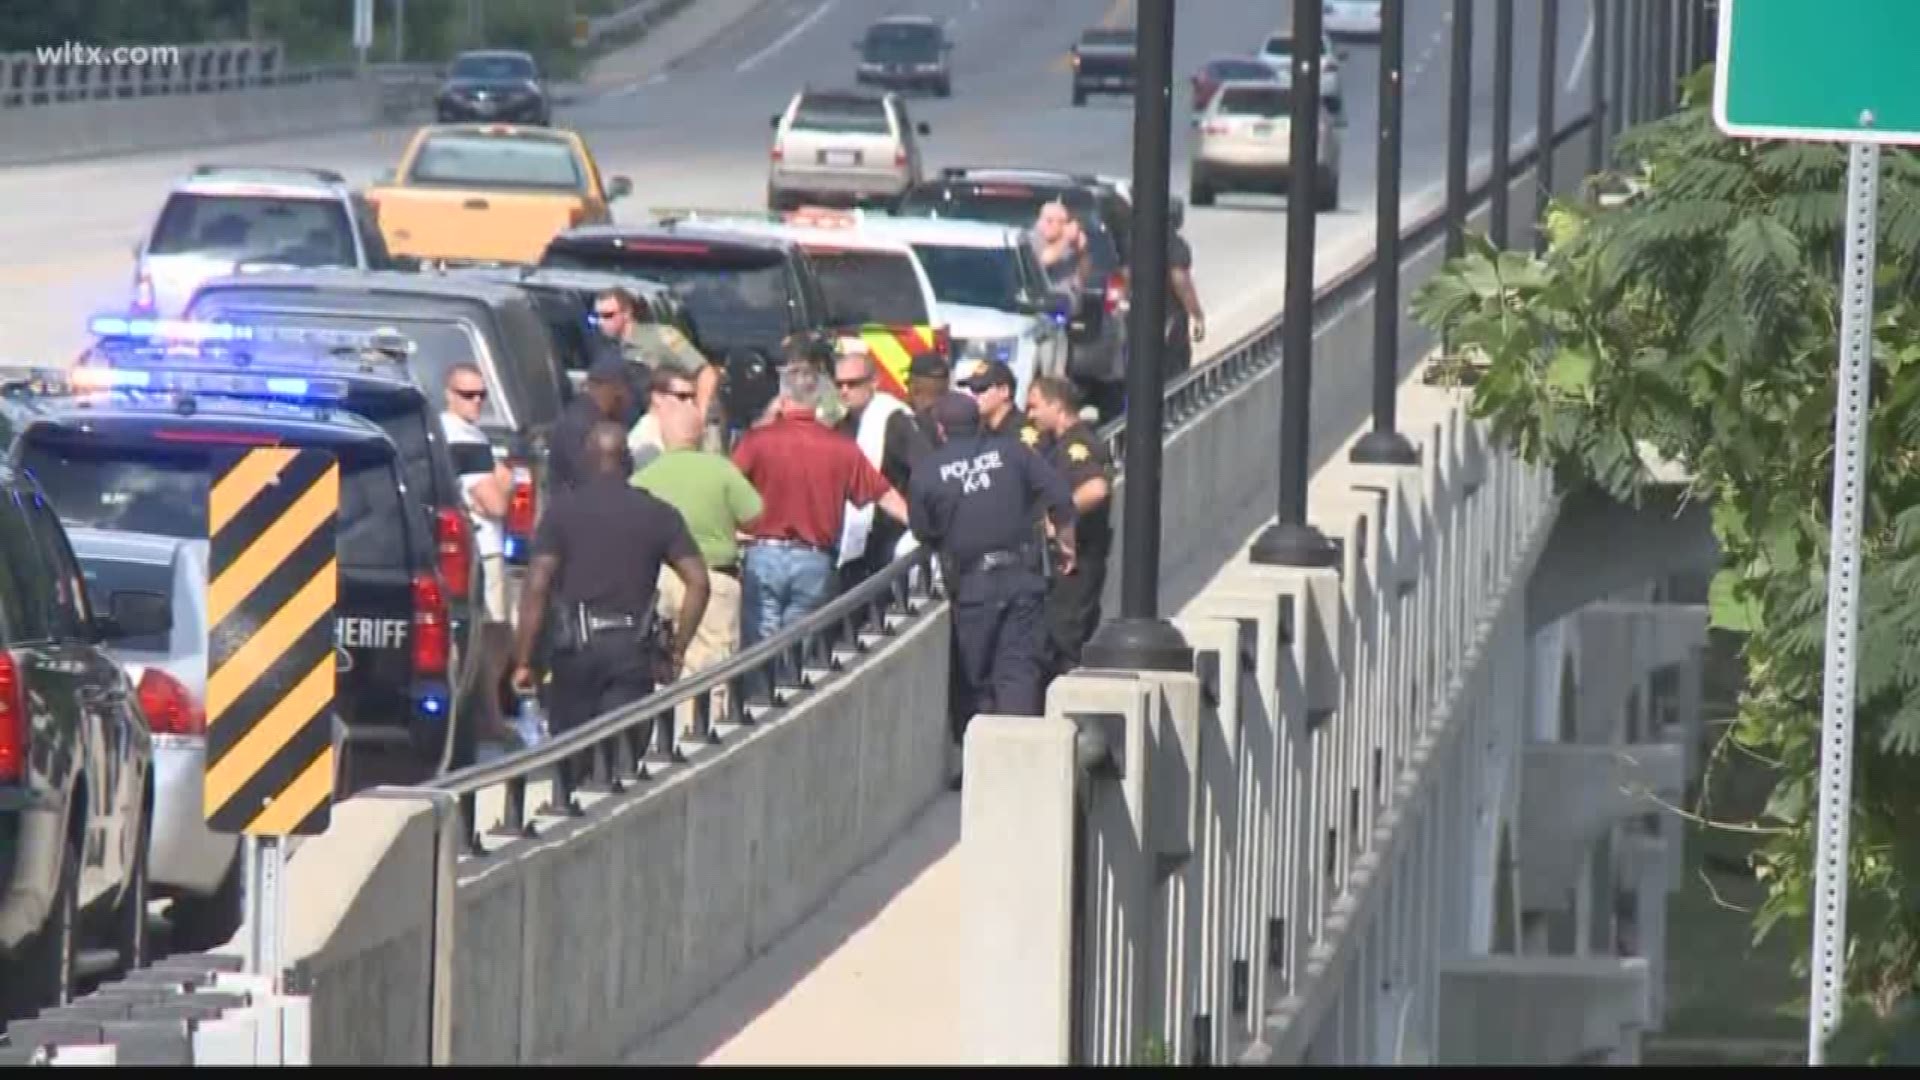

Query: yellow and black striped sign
[203,447,339,837]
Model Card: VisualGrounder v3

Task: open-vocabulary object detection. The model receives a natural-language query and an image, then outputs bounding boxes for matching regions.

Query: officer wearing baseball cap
[956,358,1045,450]
[909,390,1078,787]
[550,355,639,492]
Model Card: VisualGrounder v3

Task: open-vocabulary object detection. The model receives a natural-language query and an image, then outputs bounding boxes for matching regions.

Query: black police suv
[855,15,953,97]
[0,372,467,799]
[436,49,551,126]
[0,463,157,1022]
[541,222,841,435]
[184,269,574,582]
[1069,27,1137,106]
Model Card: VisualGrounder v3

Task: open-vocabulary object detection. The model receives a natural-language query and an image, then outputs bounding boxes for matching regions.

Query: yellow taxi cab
[364,122,632,266]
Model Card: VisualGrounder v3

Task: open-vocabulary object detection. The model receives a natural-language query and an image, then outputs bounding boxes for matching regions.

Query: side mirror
[607,175,632,200]
[98,590,171,642]
[376,167,396,184]
[916,121,931,136]
[770,113,782,129]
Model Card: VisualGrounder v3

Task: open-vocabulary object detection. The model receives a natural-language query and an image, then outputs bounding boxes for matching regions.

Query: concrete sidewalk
[581,0,775,90]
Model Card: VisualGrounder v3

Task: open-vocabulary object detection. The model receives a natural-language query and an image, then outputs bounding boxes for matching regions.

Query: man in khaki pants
[632,404,763,728]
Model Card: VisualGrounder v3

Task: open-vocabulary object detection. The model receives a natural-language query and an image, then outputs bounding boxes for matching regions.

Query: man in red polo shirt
[732,362,909,648]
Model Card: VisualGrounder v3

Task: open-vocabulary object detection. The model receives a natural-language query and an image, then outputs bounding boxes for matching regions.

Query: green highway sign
[1713,0,1920,144]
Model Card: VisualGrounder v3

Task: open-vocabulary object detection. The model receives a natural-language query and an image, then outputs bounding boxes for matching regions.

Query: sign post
[1712,0,1920,1063]
[204,447,340,1022]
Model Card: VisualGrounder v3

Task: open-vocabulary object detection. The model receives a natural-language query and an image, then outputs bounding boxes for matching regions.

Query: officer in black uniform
[956,358,1045,450]
[547,356,637,493]
[909,392,1078,754]
[1026,375,1115,678]
[906,352,951,446]
[511,421,711,778]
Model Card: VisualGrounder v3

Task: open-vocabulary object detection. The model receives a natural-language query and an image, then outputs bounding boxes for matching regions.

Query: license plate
[1252,122,1274,136]
[822,150,859,166]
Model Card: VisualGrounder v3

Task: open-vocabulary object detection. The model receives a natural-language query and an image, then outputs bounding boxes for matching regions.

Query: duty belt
[970,547,1030,575]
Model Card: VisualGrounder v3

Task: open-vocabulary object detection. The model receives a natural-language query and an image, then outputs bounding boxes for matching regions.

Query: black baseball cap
[957,359,1016,393]
[910,352,951,380]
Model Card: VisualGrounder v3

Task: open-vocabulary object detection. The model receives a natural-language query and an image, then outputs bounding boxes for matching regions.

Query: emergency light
[65,362,352,404]
[90,316,414,355]
[90,316,254,342]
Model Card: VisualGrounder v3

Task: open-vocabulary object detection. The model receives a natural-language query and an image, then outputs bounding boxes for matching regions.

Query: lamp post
[1248,0,1339,568]
[1489,0,1515,248]
[1443,0,1473,260]
[1589,0,1608,173]
[1535,0,1559,253]
[1079,0,1192,672]
[1348,0,1419,469]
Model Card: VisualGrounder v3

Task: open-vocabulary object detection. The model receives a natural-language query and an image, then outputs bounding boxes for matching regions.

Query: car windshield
[1218,86,1294,117]
[805,249,929,325]
[21,434,410,570]
[147,193,356,267]
[406,134,584,191]
[909,243,1022,311]
[74,556,177,654]
[1264,36,1294,57]
[792,95,892,136]
[1208,59,1277,80]
[544,243,792,354]
[450,54,535,80]
[864,24,940,61]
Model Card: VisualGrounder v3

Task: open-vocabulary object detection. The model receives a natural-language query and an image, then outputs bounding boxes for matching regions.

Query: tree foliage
[1412,65,1920,1028]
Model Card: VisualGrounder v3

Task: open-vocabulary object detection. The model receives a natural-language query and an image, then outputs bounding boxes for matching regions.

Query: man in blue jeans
[730,363,910,648]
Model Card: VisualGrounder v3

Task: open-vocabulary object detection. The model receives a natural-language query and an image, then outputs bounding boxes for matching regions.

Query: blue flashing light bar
[90,316,255,342]
[65,363,350,404]
[89,316,413,354]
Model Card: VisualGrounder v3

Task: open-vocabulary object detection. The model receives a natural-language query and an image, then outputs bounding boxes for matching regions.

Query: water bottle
[512,691,547,750]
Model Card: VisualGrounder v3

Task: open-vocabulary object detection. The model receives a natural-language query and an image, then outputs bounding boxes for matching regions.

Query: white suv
[1190,81,1342,211]
[768,89,931,212]
[1258,30,1347,117]
[859,215,1071,402]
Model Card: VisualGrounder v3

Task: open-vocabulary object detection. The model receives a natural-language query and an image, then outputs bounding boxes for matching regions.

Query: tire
[166,854,244,956]
[9,831,81,1017]
[936,78,952,98]
[111,797,152,977]
[1189,177,1215,207]
[1072,86,1087,107]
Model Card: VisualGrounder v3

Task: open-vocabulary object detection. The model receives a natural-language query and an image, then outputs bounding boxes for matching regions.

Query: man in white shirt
[440,362,515,743]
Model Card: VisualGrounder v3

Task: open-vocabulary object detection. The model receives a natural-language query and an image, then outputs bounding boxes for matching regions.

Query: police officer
[1025,375,1114,677]
[909,392,1078,781]
[956,358,1045,450]
[512,421,711,779]
[548,356,637,493]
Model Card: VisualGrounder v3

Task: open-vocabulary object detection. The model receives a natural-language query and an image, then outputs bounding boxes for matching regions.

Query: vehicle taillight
[132,269,155,314]
[932,325,952,360]
[504,466,536,564]
[0,652,24,783]
[1104,270,1129,316]
[411,573,449,678]
[1201,119,1230,135]
[435,508,472,600]
[771,143,784,162]
[137,667,204,739]
[895,147,907,167]
[567,205,588,227]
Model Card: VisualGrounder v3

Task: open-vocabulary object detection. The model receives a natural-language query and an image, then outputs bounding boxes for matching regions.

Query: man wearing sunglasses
[441,361,516,745]
[593,287,722,453]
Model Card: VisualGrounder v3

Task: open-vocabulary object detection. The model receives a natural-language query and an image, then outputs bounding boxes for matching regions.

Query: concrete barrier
[274,601,952,1065]
[0,76,391,167]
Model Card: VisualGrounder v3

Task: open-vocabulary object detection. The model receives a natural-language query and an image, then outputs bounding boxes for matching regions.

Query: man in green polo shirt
[633,404,763,707]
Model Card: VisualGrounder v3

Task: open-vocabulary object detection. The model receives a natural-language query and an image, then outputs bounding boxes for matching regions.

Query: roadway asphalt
[0,0,1590,365]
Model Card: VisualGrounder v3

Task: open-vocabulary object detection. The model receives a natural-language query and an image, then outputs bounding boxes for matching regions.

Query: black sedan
[435,49,551,126]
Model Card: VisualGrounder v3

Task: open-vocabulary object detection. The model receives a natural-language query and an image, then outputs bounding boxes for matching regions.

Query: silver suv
[768,89,931,212]
[130,165,393,319]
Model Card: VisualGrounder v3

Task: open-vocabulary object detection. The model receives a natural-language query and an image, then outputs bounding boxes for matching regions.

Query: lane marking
[1563,12,1595,95]
[737,0,840,73]
[1052,0,1134,74]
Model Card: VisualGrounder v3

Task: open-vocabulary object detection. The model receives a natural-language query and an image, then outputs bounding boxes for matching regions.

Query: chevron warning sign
[203,447,339,837]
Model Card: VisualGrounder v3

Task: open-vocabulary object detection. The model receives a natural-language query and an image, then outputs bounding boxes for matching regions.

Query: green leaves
[1417,59,1920,1022]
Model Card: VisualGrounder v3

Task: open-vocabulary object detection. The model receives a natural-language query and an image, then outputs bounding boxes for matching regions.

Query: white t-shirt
[440,410,504,559]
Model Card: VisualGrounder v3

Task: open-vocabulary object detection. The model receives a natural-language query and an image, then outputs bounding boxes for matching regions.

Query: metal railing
[429,546,941,854]
[0,41,361,109]
[585,0,697,45]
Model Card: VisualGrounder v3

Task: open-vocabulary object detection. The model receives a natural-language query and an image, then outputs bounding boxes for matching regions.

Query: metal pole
[1489,0,1514,248]
[1534,0,1559,252]
[1588,0,1608,175]
[393,0,405,62]
[1807,137,1879,1068]
[1350,0,1418,469]
[1627,0,1643,126]
[1248,0,1338,568]
[1608,0,1626,140]
[1079,0,1192,671]
[1443,0,1473,260]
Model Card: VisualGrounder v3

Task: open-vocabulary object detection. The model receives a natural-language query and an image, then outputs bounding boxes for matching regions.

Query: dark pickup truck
[1070,27,1137,106]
